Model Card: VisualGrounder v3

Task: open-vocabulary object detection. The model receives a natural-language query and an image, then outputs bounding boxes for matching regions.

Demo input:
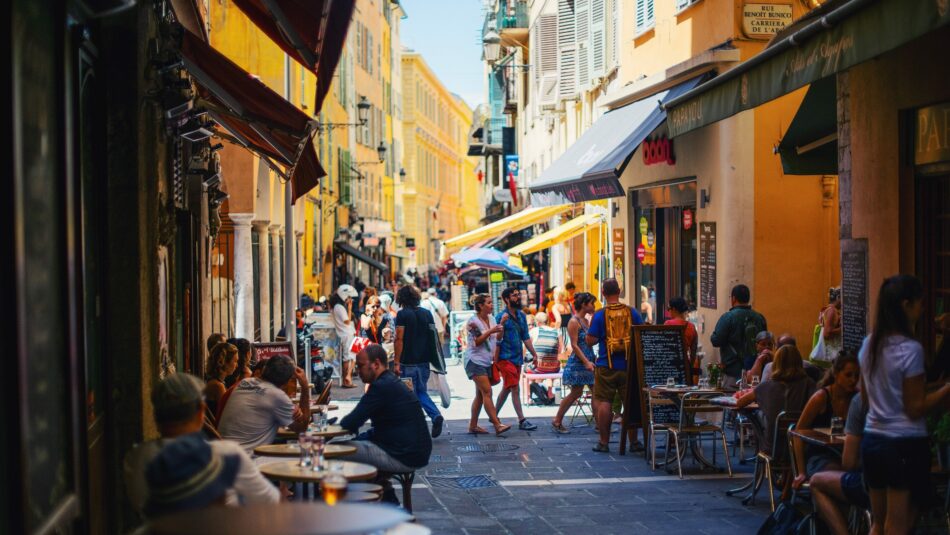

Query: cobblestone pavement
[333,362,773,534]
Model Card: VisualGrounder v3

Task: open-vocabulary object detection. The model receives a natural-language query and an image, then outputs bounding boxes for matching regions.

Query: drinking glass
[751,375,760,387]
[313,404,329,431]
[666,377,676,388]
[830,416,844,436]
[311,436,326,472]
[298,433,312,468]
[321,472,347,506]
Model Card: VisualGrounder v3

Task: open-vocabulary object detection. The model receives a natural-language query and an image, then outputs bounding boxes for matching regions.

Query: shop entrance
[629,180,698,324]
[916,172,948,358]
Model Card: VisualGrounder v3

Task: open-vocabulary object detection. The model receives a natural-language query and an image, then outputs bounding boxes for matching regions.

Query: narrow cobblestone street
[334,364,771,534]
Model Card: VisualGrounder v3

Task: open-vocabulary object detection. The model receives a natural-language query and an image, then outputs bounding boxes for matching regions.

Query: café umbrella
[451,247,526,277]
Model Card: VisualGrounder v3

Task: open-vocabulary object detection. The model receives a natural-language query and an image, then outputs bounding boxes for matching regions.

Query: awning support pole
[284,180,297,359]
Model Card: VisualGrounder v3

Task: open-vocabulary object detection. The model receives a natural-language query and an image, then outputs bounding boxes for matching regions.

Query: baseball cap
[144,433,239,517]
[336,284,358,299]
[426,288,437,296]
[151,373,205,426]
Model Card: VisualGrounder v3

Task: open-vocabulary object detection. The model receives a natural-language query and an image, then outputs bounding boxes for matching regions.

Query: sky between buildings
[400,0,486,110]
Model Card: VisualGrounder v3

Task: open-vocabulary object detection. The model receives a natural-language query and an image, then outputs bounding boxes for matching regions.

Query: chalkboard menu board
[631,325,689,425]
[841,239,869,352]
[699,222,717,309]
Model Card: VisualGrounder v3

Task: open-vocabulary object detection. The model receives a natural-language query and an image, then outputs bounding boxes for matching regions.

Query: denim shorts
[840,471,870,509]
[465,360,491,379]
[861,432,931,503]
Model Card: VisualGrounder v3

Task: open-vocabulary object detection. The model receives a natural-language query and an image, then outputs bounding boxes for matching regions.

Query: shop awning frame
[664,0,950,137]
[506,213,606,257]
[528,74,708,207]
[442,204,570,250]
[776,76,838,175]
[335,242,388,272]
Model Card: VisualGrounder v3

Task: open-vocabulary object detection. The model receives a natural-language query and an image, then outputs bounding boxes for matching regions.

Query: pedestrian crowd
[121,272,949,535]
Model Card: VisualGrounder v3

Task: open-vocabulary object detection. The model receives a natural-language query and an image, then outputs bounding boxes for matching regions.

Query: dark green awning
[665,0,950,138]
[777,76,837,175]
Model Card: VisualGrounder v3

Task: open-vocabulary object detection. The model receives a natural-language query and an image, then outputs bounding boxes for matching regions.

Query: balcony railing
[498,0,528,30]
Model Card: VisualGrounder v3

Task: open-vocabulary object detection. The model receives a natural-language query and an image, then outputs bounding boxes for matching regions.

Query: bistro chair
[569,386,593,427]
[647,389,679,471]
[665,391,733,479]
[747,410,800,511]
[314,381,333,406]
[787,423,817,535]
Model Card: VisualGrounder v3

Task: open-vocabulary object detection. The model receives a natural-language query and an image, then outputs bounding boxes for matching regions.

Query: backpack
[757,502,804,535]
[739,310,761,362]
[604,303,633,369]
[529,382,556,405]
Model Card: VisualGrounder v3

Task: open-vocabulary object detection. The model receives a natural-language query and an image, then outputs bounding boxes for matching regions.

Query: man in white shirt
[123,373,280,517]
[218,355,311,451]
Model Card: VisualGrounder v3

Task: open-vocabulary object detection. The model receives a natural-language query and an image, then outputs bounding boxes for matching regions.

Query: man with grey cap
[218,354,311,451]
[123,373,279,516]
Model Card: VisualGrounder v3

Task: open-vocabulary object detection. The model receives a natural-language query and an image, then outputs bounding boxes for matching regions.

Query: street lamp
[354,141,387,165]
[483,27,502,63]
[399,168,406,180]
[316,95,371,132]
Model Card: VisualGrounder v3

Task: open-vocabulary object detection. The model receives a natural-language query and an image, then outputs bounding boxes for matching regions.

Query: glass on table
[830,416,844,436]
[666,377,676,388]
[310,436,326,472]
[750,375,760,387]
[321,462,348,505]
[298,433,313,468]
[312,404,329,431]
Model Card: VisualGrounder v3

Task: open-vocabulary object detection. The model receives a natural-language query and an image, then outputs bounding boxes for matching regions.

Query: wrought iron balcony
[498,0,528,30]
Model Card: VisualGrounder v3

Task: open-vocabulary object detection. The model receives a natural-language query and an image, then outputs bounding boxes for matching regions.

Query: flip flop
[551,422,570,434]
[468,426,489,435]
[494,424,512,436]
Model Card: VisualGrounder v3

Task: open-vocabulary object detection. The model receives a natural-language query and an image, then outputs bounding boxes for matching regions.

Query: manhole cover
[424,474,498,490]
[455,442,520,453]
[426,466,463,476]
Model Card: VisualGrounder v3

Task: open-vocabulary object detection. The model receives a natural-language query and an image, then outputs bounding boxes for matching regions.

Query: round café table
[259,460,378,484]
[340,491,379,503]
[254,443,357,459]
[277,424,350,440]
[147,502,412,535]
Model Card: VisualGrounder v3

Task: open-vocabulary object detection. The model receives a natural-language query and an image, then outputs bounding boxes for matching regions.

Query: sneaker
[518,419,538,431]
[628,441,645,453]
[592,442,610,453]
[431,415,444,438]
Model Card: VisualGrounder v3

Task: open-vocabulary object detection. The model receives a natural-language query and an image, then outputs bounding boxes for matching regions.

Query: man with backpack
[494,287,541,431]
[586,278,644,453]
[710,284,768,387]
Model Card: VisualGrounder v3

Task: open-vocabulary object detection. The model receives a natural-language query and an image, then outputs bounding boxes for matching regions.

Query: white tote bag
[434,372,452,408]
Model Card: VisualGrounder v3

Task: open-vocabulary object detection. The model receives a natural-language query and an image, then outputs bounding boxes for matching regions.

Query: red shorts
[496,360,522,389]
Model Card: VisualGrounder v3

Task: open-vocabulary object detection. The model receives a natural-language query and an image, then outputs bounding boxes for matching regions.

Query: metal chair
[748,410,800,511]
[568,386,593,427]
[665,392,733,479]
[787,423,818,535]
[646,389,678,471]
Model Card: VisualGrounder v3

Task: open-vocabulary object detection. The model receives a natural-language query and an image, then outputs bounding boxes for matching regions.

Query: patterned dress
[561,317,595,386]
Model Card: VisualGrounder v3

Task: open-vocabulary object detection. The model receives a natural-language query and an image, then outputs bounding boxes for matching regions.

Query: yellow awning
[506,213,605,257]
[442,204,569,250]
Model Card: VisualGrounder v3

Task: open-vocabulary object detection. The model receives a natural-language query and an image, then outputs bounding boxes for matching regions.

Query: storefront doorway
[916,172,948,358]
[629,180,698,324]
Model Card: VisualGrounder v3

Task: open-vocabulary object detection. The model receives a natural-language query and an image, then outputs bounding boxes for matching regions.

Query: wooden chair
[663,392,733,479]
[314,381,332,406]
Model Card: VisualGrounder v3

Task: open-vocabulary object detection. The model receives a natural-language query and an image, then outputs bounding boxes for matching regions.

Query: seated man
[143,433,240,517]
[218,355,311,451]
[803,393,869,535]
[340,344,432,476]
[124,373,279,516]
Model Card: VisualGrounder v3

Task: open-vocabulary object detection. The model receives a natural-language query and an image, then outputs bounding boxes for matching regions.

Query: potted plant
[929,413,950,471]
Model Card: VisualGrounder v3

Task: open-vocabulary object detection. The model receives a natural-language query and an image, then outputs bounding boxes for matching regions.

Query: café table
[789,427,845,449]
[259,460,378,484]
[254,443,357,459]
[643,385,736,473]
[147,502,412,535]
[277,424,351,440]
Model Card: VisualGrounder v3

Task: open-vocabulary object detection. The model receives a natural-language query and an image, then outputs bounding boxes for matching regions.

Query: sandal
[551,422,570,434]
[340,384,358,389]
[592,442,610,453]
[468,426,489,435]
[494,424,512,436]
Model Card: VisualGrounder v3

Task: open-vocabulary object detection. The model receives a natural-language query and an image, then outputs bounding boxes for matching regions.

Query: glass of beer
[321,471,347,506]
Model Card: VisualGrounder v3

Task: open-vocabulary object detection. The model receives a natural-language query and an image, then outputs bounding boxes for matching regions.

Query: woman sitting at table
[205,342,239,418]
[735,344,816,454]
[792,351,859,484]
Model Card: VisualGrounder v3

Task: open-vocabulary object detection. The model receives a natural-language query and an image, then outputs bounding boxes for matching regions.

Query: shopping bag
[434,372,452,408]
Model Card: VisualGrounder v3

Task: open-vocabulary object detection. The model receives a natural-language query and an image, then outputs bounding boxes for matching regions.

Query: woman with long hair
[224,337,252,389]
[361,296,391,344]
[860,275,950,534]
[551,292,597,433]
[205,342,239,417]
[792,352,860,488]
[736,344,816,453]
[550,287,572,332]
[464,293,511,436]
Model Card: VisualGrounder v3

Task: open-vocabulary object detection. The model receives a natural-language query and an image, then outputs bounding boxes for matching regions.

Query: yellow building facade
[401,51,478,270]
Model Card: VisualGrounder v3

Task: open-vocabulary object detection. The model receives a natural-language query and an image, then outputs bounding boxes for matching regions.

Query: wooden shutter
[590,0,606,79]
[606,0,619,70]
[536,13,559,107]
[636,0,654,34]
[557,0,577,100]
[575,0,590,90]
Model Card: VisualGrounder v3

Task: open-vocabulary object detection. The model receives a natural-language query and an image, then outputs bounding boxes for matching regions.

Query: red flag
[508,171,518,206]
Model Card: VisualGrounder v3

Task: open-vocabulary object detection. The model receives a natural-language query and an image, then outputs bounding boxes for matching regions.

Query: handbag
[489,362,501,386]
[434,372,451,408]
[349,336,371,355]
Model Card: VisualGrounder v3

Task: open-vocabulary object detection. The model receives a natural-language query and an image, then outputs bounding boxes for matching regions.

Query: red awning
[232,0,355,111]
[178,30,324,201]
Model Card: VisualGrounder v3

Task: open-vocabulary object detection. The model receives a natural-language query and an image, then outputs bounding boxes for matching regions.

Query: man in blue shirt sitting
[494,287,540,431]
[586,278,644,453]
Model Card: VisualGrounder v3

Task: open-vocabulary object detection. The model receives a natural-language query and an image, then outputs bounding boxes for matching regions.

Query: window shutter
[590,0,605,79]
[536,13,559,108]
[575,0,590,90]
[557,0,577,100]
[635,0,655,34]
[606,0,619,69]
